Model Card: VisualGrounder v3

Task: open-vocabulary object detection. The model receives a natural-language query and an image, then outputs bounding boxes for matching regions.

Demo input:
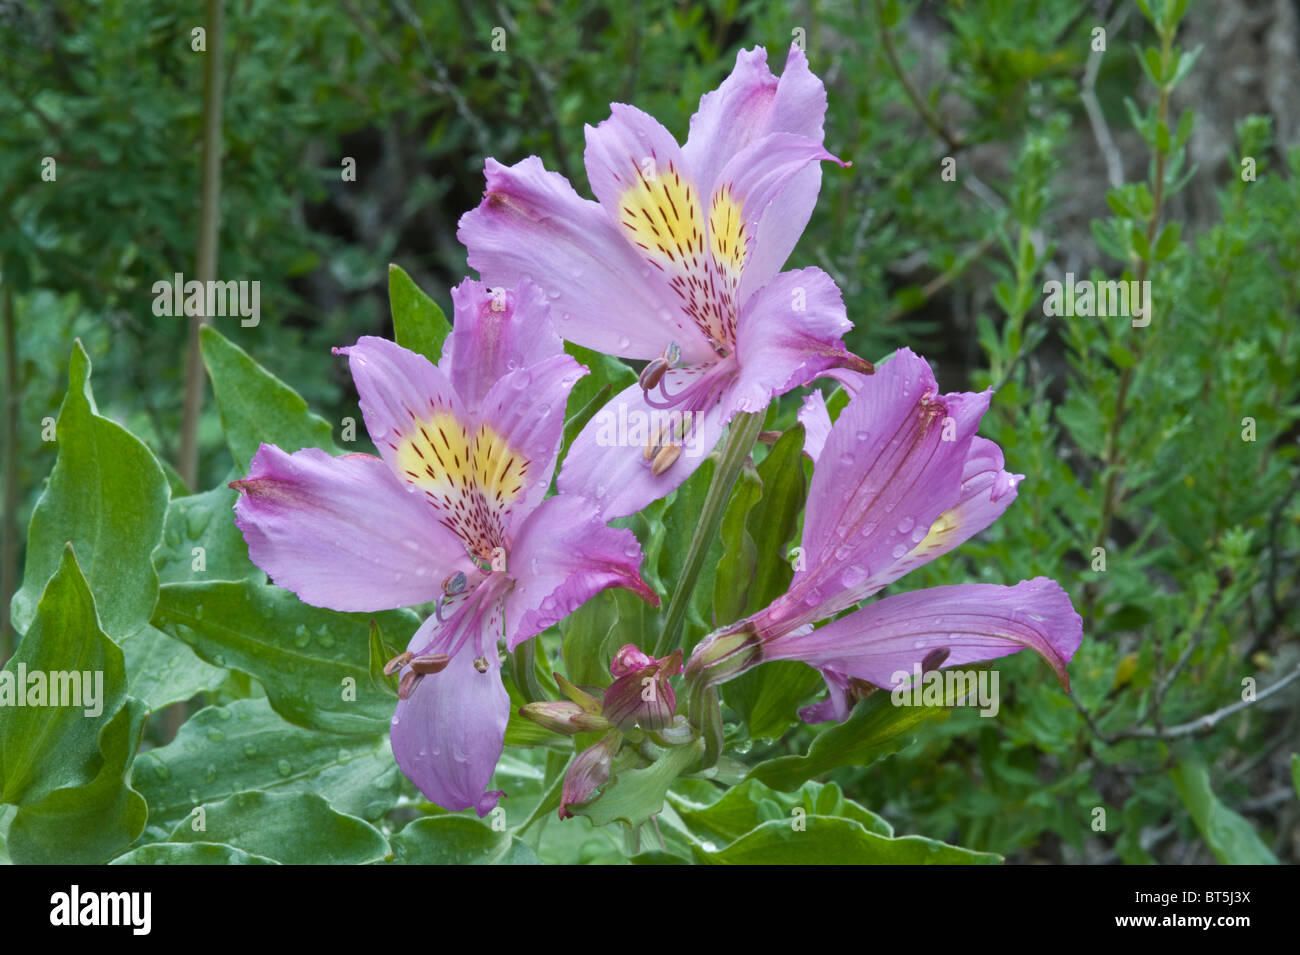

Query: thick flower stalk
[458,44,871,518]
[686,348,1083,722]
[230,279,657,815]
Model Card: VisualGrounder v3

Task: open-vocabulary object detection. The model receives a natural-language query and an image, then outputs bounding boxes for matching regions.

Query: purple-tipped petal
[731,267,865,413]
[391,644,509,816]
[557,370,732,519]
[763,578,1084,692]
[230,445,469,612]
[503,495,659,649]
[457,156,712,362]
[445,277,563,413]
[683,44,829,201]
[780,349,990,622]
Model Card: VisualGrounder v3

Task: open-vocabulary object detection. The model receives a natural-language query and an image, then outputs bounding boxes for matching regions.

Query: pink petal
[457,156,713,362]
[475,353,587,538]
[881,437,1024,582]
[557,369,732,520]
[335,335,467,484]
[390,642,509,816]
[731,267,865,413]
[763,578,1084,692]
[782,349,990,623]
[797,390,833,463]
[231,445,469,612]
[683,44,829,201]
[708,133,844,306]
[583,103,739,354]
[503,495,658,649]
[444,277,564,414]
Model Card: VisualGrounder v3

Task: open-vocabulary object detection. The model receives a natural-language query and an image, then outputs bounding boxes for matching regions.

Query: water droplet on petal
[897,516,916,534]
[840,565,870,587]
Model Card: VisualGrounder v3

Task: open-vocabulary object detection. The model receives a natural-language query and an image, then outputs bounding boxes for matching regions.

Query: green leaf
[573,740,703,828]
[560,382,614,466]
[11,342,169,640]
[711,461,762,626]
[0,546,129,805]
[152,580,417,734]
[1291,753,1299,800]
[388,264,451,363]
[1170,759,1279,865]
[367,618,400,698]
[720,426,820,739]
[657,456,722,637]
[111,842,278,865]
[564,342,635,416]
[559,343,635,467]
[167,791,389,864]
[746,426,807,610]
[745,692,947,792]
[7,698,148,864]
[560,588,620,688]
[390,815,541,864]
[132,698,402,832]
[119,624,228,711]
[670,778,893,847]
[629,850,689,864]
[691,816,1000,864]
[153,481,262,585]
[1154,222,1182,260]
[200,325,337,471]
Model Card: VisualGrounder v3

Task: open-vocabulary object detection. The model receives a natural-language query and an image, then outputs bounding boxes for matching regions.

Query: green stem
[652,411,764,657]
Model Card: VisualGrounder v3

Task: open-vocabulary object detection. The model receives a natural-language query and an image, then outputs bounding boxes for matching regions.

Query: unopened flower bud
[684,624,762,687]
[519,700,611,736]
[602,646,682,732]
[609,644,655,677]
[559,732,621,819]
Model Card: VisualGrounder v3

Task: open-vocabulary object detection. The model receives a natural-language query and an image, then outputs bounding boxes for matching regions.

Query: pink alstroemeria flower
[686,348,1083,719]
[457,44,871,518]
[230,279,658,815]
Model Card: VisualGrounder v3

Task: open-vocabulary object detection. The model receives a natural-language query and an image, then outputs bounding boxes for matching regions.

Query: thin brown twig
[871,0,964,152]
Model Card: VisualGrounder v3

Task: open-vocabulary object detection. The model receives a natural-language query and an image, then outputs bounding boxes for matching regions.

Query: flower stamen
[383,651,414,676]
